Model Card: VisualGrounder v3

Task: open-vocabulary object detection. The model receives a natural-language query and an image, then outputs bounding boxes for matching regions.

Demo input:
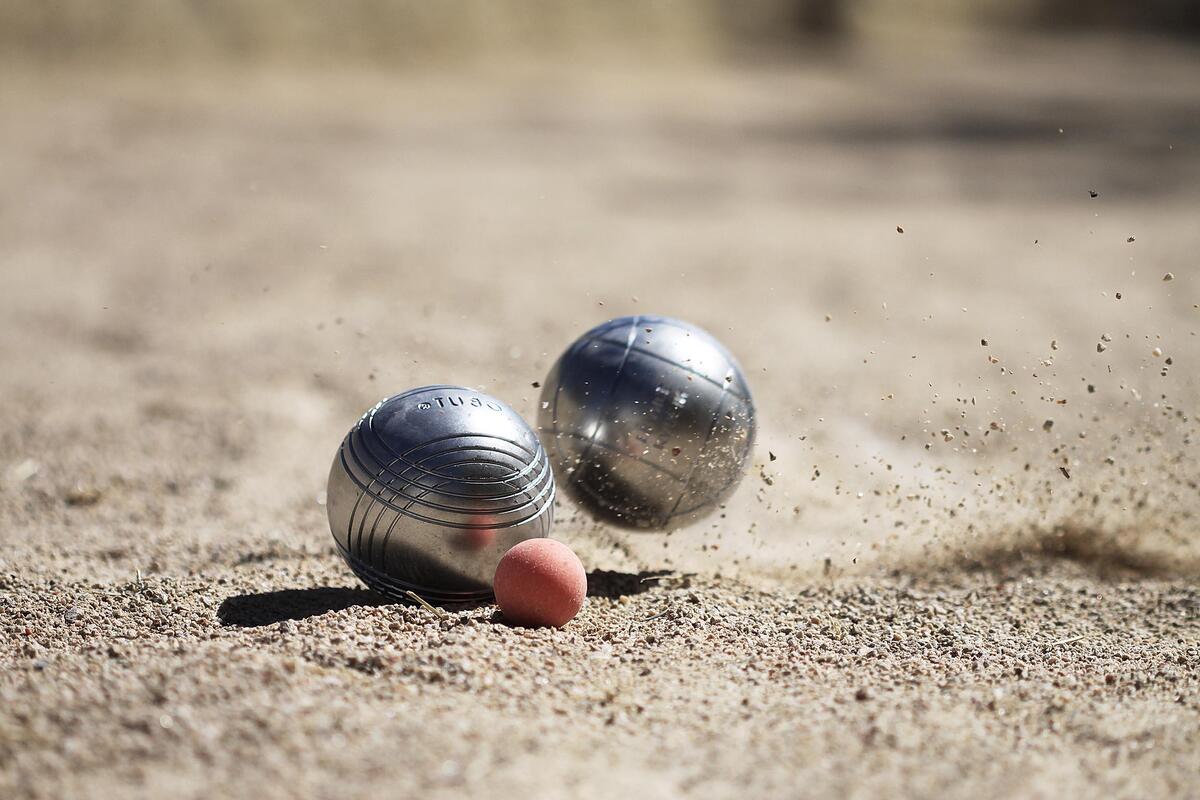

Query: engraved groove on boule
[359,451,553,561]
[350,441,549,503]
[571,337,750,402]
[344,427,552,504]
[362,426,541,483]
[564,314,640,492]
[349,436,551,503]
[359,422,542,484]
[339,443,554,528]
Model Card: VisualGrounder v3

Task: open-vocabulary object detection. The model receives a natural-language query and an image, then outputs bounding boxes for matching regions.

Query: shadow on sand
[217,586,388,627]
[217,569,677,627]
[585,569,677,599]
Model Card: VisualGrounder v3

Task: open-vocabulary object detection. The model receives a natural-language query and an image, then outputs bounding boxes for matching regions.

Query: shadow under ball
[327,385,555,603]
[538,315,756,531]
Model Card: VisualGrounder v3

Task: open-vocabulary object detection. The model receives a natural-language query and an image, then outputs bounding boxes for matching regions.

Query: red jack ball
[493,538,587,628]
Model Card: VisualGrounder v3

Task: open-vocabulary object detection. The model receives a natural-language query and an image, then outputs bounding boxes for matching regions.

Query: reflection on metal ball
[538,315,756,531]
[326,385,554,602]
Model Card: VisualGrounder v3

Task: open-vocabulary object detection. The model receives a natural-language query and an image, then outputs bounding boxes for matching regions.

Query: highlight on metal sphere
[326,385,555,602]
[537,315,756,531]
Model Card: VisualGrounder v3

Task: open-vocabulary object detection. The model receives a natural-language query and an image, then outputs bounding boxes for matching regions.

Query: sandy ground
[1,36,1199,799]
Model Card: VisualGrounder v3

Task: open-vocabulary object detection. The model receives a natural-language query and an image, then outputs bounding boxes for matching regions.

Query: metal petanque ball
[326,385,555,603]
[538,315,756,531]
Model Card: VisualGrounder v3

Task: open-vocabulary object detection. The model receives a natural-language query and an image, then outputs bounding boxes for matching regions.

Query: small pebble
[64,486,102,507]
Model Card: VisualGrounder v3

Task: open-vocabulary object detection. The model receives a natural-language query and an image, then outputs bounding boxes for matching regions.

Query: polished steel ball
[538,315,756,531]
[327,385,555,602]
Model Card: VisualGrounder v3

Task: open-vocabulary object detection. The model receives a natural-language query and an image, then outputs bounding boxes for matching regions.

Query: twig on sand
[1046,634,1086,648]
[405,590,447,618]
[640,573,687,584]
[643,603,671,622]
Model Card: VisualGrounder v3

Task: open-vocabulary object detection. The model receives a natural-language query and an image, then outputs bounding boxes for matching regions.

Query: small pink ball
[493,538,587,628]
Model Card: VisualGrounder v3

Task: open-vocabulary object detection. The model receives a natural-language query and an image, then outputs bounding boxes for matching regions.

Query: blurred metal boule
[538,315,756,531]
[327,385,555,602]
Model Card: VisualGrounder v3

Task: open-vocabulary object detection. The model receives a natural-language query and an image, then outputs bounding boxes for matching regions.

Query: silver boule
[538,315,756,531]
[327,385,554,602]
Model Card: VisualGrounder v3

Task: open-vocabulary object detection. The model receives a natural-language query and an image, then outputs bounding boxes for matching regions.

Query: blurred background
[1,1,1198,584]
[2,0,1199,65]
